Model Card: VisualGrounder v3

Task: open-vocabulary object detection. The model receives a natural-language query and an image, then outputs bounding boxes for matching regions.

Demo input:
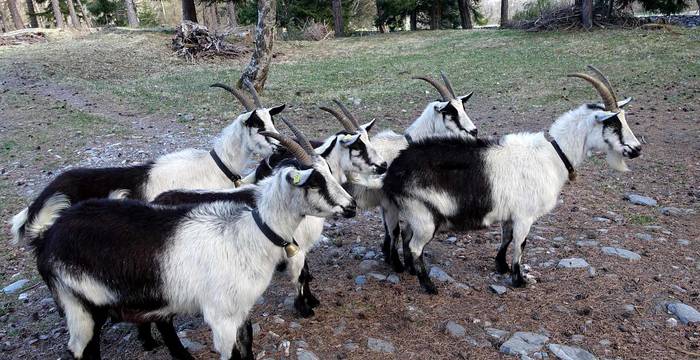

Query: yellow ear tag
[292,172,303,185]
[343,134,354,142]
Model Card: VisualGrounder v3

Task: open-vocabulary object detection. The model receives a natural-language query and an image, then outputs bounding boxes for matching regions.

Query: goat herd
[9,66,642,360]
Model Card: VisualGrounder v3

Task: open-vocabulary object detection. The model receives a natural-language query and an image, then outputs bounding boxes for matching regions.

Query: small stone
[601,247,641,261]
[557,258,589,268]
[367,272,387,281]
[485,328,509,342]
[666,318,678,328]
[490,285,507,295]
[289,321,301,330]
[343,341,359,351]
[295,340,308,349]
[359,260,379,272]
[576,240,599,247]
[181,113,195,121]
[18,292,29,301]
[667,302,700,325]
[363,251,376,260]
[252,322,261,337]
[660,207,696,217]
[39,297,54,308]
[553,236,565,242]
[677,239,690,246]
[445,236,458,244]
[367,337,395,353]
[429,266,454,283]
[548,343,597,360]
[351,246,367,258]
[621,304,635,318]
[355,275,367,286]
[598,339,611,347]
[635,233,653,241]
[592,216,611,223]
[3,279,30,294]
[271,315,285,324]
[296,349,319,360]
[256,296,266,305]
[500,332,549,356]
[445,321,466,337]
[532,352,550,360]
[386,274,400,284]
[180,338,205,352]
[624,193,657,206]
[571,334,585,343]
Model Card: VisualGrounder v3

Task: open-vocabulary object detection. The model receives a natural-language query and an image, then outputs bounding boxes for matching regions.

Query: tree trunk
[581,0,592,29]
[500,0,508,27]
[26,0,39,27]
[410,10,417,30]
[226,0,237,27]
[331,0,343,36]
[606,0,614,17]
[239,0,276,91]
[50,0,64,28]
[75,0,93,27]
[182,0,197,22]
[124,0,139,27]
[457,0,472,29]
[0,9,6,32]
[7,0,24,29]
[66,0,80,27]
[430,0,442,29]
[696,0,699,15]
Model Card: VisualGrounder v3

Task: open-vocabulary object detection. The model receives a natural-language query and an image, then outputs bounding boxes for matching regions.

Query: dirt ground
[0,29,698,360]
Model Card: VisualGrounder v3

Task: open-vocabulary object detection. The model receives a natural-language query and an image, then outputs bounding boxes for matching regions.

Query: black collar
[210,149,241,186]
[550,140,576,182]
[252,209,293,248]
[404,133,413,144]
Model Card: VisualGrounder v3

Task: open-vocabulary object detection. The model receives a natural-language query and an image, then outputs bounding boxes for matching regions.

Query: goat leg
[495,220,514,274]
[155,319,193,360]
[136,323,160,351]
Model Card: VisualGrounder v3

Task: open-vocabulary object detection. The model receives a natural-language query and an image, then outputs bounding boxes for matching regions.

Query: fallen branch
[666,344,700,357]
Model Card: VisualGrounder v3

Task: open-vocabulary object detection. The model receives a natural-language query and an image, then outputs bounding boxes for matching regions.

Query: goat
[10,81,284,358]
[154,105,387,318]
[382,66,642,293]
[29,129,356,360]
[344,72,479,272]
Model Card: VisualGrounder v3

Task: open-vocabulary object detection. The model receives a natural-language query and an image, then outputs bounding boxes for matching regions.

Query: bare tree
[331,0,344,36]
[124,0,139,27]
[50,0,64,28]
[410,10,417,30]
[500,0,508,27]
[182,0,198,22]
[7,0,25,29]
[67,0,80,27]
[239,0,276,90]
[26,0,39,27]
[226,0,237,27]
[0,9,6,32]
[457,0,472,29]
[430,0,442,29]
[581,0,592,29]
[76,0,92,27]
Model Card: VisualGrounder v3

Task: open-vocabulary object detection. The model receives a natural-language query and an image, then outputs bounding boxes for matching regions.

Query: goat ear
[617,97,632,108]
[244,111,264,128]
[287,168,314,187]
[594,111,619,123]
[268,104,286,116]
[459,92,474,104]
[339,133,361,146]
[434,102,449,113]
[360,119,376,132]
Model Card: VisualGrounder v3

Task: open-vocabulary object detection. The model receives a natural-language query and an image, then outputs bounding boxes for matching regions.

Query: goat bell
[285,243,300,257]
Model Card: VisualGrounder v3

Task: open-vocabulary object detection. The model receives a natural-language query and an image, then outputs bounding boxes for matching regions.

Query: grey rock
[343,341,359,351]
[548,343,597,360]
[624,193,657,206]
[18,292,29,301]
[660,207,696,217]
[3,279,29,294]
[571,335,585,343]
[295,340,308,349]
[363,250,376,260]
[622,304,635,316]
[634,233,653,241]
[587,267,597,278]
[576,240,599,247]
[532,352,550,360]
[465,336,491,348]
[601,247,641,261]
[677,239,690,246]
[351,246,367,258]
[296,349,319,360]
[367,272,387,281]
[445,321,466,337]
[490,285,507,295]
[180,113,195,121]
[553,236,565,242]
[598,339,611,347]
[355,275,367,286]
[429,266,454,283]
[500,332,549,356]
[289,321,301,330]
[359,260,379,272]
[592,216,611,223]
[367,337,395,353]
[445,236,458,244]
[39,297,55,308]
[667,302,700,325]
[252,322,261,337]
[180,337,205,352]
[485,328,509,342]
[386,274,400,284]
[557,258,589,268]
[256,296,266,305]
[666,318,678,328]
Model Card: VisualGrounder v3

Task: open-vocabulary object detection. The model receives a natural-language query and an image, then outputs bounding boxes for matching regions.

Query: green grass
[628,214,656,225]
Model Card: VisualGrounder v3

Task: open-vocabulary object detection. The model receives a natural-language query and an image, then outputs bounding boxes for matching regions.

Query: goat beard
[606,151,630,172]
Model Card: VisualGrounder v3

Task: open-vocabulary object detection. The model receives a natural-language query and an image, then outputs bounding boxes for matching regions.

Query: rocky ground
[1,29,699,360]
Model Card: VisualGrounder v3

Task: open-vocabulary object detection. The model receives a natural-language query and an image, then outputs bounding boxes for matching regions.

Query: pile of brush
[512,4,643,31]
[0,30,47,47]
[171,21,250,61]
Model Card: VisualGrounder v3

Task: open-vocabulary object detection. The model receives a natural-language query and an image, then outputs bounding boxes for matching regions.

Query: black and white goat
[344,73,479,271]
[382,66,642,293]
[29,130,356,360]
[11,81,284,246]
[154,105,387,318]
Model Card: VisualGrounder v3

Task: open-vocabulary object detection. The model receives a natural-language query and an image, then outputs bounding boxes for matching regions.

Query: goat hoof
[495,260,510,274]
[294,298,315,318]
[420,280,438,295]
[306,294,321,308]
[141,339,160,351]
[391,260,405,273]
[511,273,527,288]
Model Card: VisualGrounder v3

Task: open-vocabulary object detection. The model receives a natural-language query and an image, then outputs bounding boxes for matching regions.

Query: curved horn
[260,131,313,167]
[243,79,263,108]
[439,70,457,99]
[211,83,254,112]
[332,100,360,129]
[319,106,355,132]
[280,117,316,158]
[413,76,451,101]
[567,73,618,111]
[586,65,618,103]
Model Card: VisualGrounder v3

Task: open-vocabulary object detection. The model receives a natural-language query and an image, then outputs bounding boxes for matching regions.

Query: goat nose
[469,129,478,137]
[342,202,357,218]
[376,162,388,174]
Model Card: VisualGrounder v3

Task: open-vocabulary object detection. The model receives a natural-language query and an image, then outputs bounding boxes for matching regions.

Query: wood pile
[0,30,47,46]
[512,5,643,31]
[171,21,250,61]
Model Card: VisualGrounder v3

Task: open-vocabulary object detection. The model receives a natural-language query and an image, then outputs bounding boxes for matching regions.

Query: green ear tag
[292,172,303,185]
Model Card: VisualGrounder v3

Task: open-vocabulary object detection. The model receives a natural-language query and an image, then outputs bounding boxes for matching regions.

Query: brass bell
[285,243,299,257]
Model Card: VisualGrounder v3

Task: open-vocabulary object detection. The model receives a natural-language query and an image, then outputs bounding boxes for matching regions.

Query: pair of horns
[210,79,264,112]
[413,70,457,101]
[568,65,619,111]
[261,117,315,167]
[319,99,360,132]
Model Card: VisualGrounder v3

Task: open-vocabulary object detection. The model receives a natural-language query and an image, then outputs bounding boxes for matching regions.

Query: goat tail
[25,193,71,244]
[10,207,29,246]
[108,189,131,200]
